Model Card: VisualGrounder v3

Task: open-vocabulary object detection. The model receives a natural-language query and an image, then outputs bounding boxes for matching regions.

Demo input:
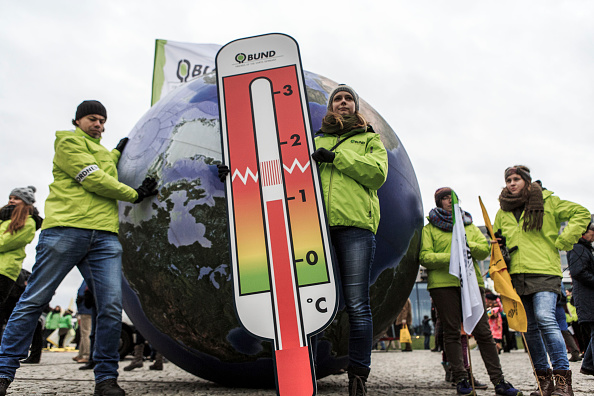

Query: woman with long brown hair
[494,166,590,396]
[311,84,388,396]
[0,186,42,304]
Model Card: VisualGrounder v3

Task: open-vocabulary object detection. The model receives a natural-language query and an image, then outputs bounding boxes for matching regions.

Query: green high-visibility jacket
[45,311,61,330]
[493,190,590,277]
[420,220,490,290]
[42,128,138,234]
[58,314,73,329]
[0,217,36,281]
[314,126,388,234]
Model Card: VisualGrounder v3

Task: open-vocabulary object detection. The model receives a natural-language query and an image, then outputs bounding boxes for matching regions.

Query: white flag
[449,191,484,334]
[152,39,222,105]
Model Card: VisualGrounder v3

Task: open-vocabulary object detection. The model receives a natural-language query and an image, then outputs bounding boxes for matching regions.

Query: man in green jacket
[0,100,158,396]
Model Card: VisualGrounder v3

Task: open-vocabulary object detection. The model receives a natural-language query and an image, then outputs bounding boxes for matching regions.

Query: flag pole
[521,332,543,396]
[477,197,541,395]
[465,333,476,395]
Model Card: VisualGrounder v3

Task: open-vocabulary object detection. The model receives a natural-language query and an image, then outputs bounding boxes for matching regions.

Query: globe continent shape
[117,71,423,388]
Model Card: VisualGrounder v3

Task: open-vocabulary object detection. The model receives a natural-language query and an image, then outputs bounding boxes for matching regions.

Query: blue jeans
[555,304,568,331]
[330,227,375,369]
[424,334,431,350]
[521,291,569,370]
[0,227,123,383]
[582,322,594,371]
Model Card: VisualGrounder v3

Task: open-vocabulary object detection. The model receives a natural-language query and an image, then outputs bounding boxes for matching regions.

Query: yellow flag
[479,197,527,332]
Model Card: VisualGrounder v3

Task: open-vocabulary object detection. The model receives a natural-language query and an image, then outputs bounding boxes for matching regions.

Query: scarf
[320,114,364,135]
[499,182,544,232]
[428,207,473,232]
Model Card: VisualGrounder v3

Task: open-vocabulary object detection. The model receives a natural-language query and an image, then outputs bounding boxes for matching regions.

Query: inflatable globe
[117,71,423,388]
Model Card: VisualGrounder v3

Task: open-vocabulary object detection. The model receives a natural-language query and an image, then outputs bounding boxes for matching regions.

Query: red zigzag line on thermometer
[231,159,311,185]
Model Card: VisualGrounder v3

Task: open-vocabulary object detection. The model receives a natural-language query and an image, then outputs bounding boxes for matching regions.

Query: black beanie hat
[75,100,107,121]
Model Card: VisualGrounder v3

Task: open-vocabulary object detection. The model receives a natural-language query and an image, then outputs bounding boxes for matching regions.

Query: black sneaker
[466,369,487,390]
[494,379,522,396]
[471,376,488,390]
[0,378,11,396]
[94,378,125,396]
[456,379,476,396]
[80,360,96,370]
[580,366,594,376]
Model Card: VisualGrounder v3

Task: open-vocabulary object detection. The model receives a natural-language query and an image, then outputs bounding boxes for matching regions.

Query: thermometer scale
[216,34,337,396]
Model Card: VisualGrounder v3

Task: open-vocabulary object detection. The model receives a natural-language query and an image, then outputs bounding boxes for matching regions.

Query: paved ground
[4,349,593,395]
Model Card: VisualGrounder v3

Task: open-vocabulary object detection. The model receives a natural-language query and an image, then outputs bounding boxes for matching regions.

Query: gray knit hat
[327,84,360,112]
[10,186,36,205]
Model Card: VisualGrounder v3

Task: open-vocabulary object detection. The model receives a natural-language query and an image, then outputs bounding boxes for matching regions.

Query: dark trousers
[0,275,15,305]
[42,328,54,348]
[581,322,594,371]
[28,321,43,360]
[572,321,588,352]
[430,287,503,384]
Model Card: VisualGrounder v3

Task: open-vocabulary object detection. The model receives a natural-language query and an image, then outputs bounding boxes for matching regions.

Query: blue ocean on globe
[117,70,423,387]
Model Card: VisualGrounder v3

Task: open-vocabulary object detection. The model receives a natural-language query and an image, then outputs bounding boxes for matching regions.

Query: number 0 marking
[306,250,318,266]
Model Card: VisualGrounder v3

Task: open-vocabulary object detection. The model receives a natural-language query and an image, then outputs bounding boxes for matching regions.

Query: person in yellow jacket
[421,187,521,396]
[0,100,158,396]
[312,84,388,396]
[494,165,590,396]
[0,186,41,305]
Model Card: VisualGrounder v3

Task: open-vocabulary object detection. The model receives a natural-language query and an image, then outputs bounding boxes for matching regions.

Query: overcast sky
[1,0,593,310]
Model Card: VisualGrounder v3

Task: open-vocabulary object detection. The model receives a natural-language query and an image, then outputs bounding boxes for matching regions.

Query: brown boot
[149,352,163,370]
[530,369,554,396]
[551,370,573,396]
[124,344,144,371]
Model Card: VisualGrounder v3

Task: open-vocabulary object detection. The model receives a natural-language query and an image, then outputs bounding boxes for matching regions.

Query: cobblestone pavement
[5,349,593,395]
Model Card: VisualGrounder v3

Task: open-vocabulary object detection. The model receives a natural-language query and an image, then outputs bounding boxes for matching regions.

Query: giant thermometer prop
[216,34,337,395]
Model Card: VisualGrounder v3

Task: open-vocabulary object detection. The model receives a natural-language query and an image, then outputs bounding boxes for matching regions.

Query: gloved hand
[0,205,15,221]
[494,229,506,247]
[217,164,230,183]
[311,148,335,163]
[134,177,158,203]
[115,137,129,154]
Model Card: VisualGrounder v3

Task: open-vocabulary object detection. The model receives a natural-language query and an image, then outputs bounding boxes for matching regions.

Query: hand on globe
[115,137,129,154]
[134,177,158,203]
[217,164,230,182]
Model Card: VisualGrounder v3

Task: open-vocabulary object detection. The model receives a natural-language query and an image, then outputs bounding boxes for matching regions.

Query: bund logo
[176,59,213,82]
[235,51,276,64]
